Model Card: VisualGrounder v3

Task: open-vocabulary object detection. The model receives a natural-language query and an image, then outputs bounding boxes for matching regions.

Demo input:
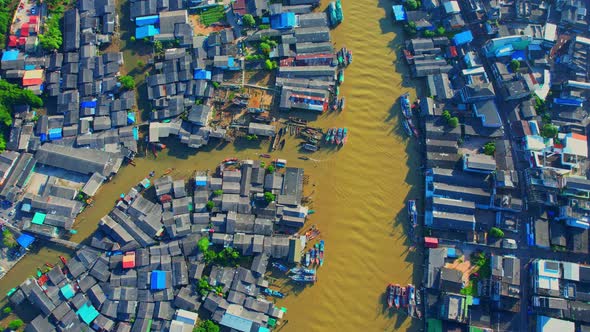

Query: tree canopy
[264,59,277,70]
[0,0,15,47]
[509,59,520,72]
[242,14,255,27]
[264,192,275,203]
[39,15,63,51]
[489,227,504,238]
[483,142,496,156]
[405,0,419,10]
[541,123,558,138]
[197,237,210,253]
[260,42,271,55]
[194,320,220,332]
[119,75,135,90]
[0,79,43,152]
[448,117,459,128]
[8,319,24,330]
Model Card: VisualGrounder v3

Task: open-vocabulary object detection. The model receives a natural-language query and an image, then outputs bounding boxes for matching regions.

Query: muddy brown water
[0,0,423,330]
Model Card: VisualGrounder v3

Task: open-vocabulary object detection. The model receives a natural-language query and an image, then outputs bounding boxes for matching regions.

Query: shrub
[197,237,210,252]
[483,142,496,155]
[509,59,520,72]
[405,0,419,10]
[423,30,434,37]
[119,75,135,90]
[2,306,11,314]
[541,123,558,138]
[258,24,270,30]
[266,165,275,173]
[242,14,255,27]
[154,40,163,54]
[206,201,215,211]
[212,81,220,88]
[436,26,446,35]
[264,192,275,203]
[130,36,136,42]
[442,110,451,121]
[137,60,145,68]
[489,227,504,238]
[213,189,223,196]
[260,42,271,54]
[8,319,23,330]
[448,116,459,128]
[264,59,277,70]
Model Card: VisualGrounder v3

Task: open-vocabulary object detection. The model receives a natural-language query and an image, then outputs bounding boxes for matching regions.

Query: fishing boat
[59,255,68,265]
[303,143,318,152]
[309,248,316,266]
[319,239,325,266]
[45,262,54,268]
[260,153,271,158]
[401,286,408,308]
[346,50,353,65]
[407,200,418,228]
[271,262,288,272]
[290,267,316,275]
[163,168,173,175]
[275,158,287,168]
[305,225,320,240]
[402,118,413,136]
[36,268,42,278]
[400,93,412,118]
[335,128,343,145]
[335,0,343,24]
[407,118,419,137]
[263,288,285,298]
[387,284,395,309]
[338,70,344,84]
[330,128,337,144]
[298,156,310,160]
[335,85,340,97]
[304,252,311,267]
[339,97,345,111]
[342,128,348,145]
[290,274,316,283]
[6,288,17,297]
[394,284,401,309]
[415,288,422,319]
[325,128,333,142]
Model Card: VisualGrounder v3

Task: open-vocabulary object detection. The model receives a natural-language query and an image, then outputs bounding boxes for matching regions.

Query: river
[0,0,423,330]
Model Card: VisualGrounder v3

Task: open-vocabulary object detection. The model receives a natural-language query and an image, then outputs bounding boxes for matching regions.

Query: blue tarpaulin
[511,50,526,61]
[270,12,296,30]
[133,127,139,140]
[135,15,159,26]
[127,112,136,124]
[392,5,407,21]
[24,64,36,70]
[80,100,97,108]
[16,233,34,249]
[60,284,75,299]
[193,69,212,80]
[151,270,166,290]
[453,30,474,46]
[554,98,583,107]
[40,133,47,142]
[48,128,63,140]
[136,25,160,39]
[1,50,19,62]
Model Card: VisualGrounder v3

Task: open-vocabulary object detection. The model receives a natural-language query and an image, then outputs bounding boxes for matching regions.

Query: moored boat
[400,93,412,118]
[305,225,320,240]
[408,284,416,316]
[45,262,54,268]
[335,128,343,145]
[310,248,316,266]
[330,128,337,144]
[298,156,310,160]
[304,252,311,267]
[339,97,345,111]
[271,262,288,272]
[402,118,412,136]
[6,288,17,297]
[319,239,325,266]
[290,267,316,275]
[401,286,408,308]
[36,268,42,278]
[325,128,333,143]
[259,153,271,158]
[263,288,285,298]
[59,255,67,265]
[314,243,320,265]
[274,158,287,168]
[303,143,318,152]
[387,284,395,309]
[407,200,418,228]
[346,50,352,65]
[290,274,316,283]
[342,128,348,145]
[338,70,344,84]
[335,0,343,23]
[394,284,401,309]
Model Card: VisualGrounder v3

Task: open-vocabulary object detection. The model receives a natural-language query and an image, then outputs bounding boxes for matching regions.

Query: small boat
[400,93,412,118]
[394,284,401,309]
[401,287,408,308]
[260,153,271,158]
[402,118,412,136]
[303,143,318,152]
[309,248,316,266]
[314,243,320,265]
[299,156,310,161]
[272,262,288,272]
[305,225,320,240]
[36,268,43,278]
[319,240,325,266]
[339,97,345,111]
[325,128,333,143]
[338,70,344,84]
[59,255,68,265]
[289,117,308,125]
[263,288,285,298]
[408,284,416,316]
[274,158,287,168]
[304,252,311,267]
[342,128,348,145]
[290,274,316,283]
[346,50,352,65]
[335,128,343,145]
[335,86,340,96]
[45,263,54,268]
[387,284,395,309]
[6,288,17,297]
[290,267,316,275]
[407,200,418,228]
[163,168,173,175]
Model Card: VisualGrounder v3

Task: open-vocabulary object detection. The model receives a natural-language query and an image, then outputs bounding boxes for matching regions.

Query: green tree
[212,81,220,88]
[137,60,145,68]
[541,123,558,138]
[436,26,446,35]
[489,227,504,238]
[2,306,11,314]
[243,14,255,27]
[154,40,163,54]
[442,110,451,121]
[204,249,217,263]
[260,42,271,54]
[119,75,135,90]
[130,36,136,42]
[423,30,434,37]
[448,116,459,128]
[213,189,223,196]
[509,59,520,72]
[206,200,215,211]
[198,237,210,253]
[264,192,275,203]
[405,0,418,10]
[194,320,220,332]
[266,165,275,173]
[2,229,16,249]
[197,277,211,296]
[39,15,63,51]
[483,142,496,155]
[8,319,23,330]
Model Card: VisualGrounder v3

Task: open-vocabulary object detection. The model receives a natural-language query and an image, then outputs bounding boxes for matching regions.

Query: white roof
[537,316,575,332]
[543,23,557,42]
[537,275,559,291]
[537,259,561,278]
[562,262,580,281]
[563,134,589,158]
[444,0,460,13]
[576,35,590,46]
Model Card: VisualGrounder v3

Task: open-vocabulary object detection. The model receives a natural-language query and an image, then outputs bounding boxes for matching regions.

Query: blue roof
[151,270,166,290]
[16,233,34,249]
[228,57,235,68]
[80,100,97,108]
[136,15,160,26]
[60,284,75,300]
[554,98,583,107]
[392,5,407,21]
[193,69,212,80]
[48,128,63,140]
[127,112,136,124]
[220,313,254,332]
[447,247,457,257]
[136,25,160,39]
[76,303,99,324]
[453,30,474,46]
[2,50,20,62]
[511,50,526,61]
[270,12,296,30]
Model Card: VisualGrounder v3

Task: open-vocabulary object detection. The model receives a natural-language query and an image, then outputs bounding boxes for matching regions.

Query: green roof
[32,212,46,225]
[470,327,485,332]
[427,318,443,332]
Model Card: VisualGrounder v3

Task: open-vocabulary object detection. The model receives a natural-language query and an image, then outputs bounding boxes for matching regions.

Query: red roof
[23,78,42,86]
[424,237,438,248]
[20,23,29,37]
[572,133,587,140]
[29,16,38,24]
[8,36,17,47]
[295,53,333,60]
[122,253,136,269]
[232,0,247,15]
[18,37,26,45]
